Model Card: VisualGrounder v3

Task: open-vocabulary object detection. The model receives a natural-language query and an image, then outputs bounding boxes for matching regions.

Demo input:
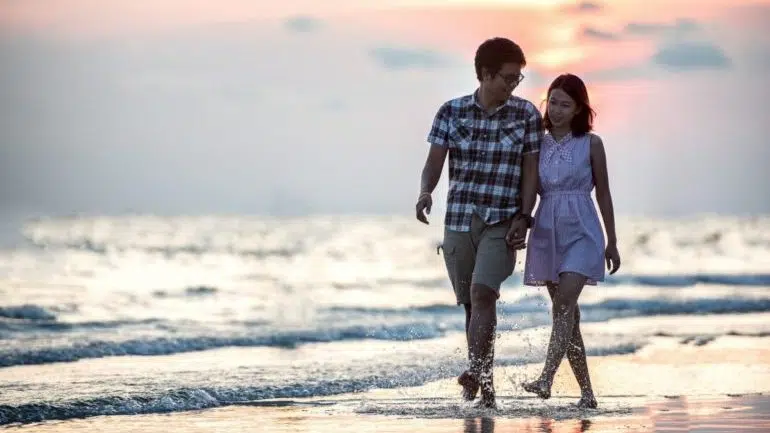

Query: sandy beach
[8,313,770,432]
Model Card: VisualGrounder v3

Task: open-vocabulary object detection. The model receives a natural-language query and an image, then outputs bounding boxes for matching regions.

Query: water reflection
[462,417,593,433]
[463,417,495,433]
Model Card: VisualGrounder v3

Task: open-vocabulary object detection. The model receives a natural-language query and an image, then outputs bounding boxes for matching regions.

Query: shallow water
[1,214,769,425]
[6,395,770,432]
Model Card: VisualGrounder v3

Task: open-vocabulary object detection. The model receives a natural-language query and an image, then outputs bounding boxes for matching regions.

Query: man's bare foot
[472,378,496,409]
[474,397,497,410]
[458,370,480,401]
[522,378,551,399]
[576,394,598,409]
[474,389,497,410]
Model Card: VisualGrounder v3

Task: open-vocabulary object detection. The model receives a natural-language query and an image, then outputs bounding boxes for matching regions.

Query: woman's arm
[590,134,617,246]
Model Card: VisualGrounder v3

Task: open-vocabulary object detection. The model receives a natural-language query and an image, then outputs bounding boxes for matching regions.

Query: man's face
[484,62,524,100]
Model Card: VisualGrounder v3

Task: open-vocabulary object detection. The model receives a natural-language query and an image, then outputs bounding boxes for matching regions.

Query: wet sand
[9,332,770,432]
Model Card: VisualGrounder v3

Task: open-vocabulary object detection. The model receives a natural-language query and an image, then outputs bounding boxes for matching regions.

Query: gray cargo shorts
[441,213,516,305]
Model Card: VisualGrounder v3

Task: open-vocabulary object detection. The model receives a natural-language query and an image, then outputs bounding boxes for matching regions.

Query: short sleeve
[523,105,544,154]
[426,103,451,147]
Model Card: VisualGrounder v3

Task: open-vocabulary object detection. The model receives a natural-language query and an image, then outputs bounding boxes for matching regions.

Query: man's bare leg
[468,283,498,408]
[523,282,597,407]
[459,303,480,400]
[522,273,587,402]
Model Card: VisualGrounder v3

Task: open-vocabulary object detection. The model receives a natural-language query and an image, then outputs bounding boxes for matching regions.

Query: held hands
[415,192,432,225]
[505,216,529,250]
[605,243,621,275]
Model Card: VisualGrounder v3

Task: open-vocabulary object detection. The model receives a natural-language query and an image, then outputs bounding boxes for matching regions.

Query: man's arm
[421,101,451,194]
[519,107,544,219]
[416,103,451,224]
[519,153,538,216]
[420,145,448,194]
[506,152,538,247]
[505,107,542,246]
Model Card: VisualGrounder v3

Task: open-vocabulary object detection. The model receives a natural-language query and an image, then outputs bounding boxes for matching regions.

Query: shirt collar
[549,131,573,145]
[470,88,511,116]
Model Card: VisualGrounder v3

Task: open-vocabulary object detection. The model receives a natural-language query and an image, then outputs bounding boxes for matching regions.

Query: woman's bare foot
[522,378,551,399]
[576,394,598,409]
[458,370,480,401]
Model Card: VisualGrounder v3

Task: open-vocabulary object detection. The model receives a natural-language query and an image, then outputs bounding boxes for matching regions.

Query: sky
[1,0,769,220]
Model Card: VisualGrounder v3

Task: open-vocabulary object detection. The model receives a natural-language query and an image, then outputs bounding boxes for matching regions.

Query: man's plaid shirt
[427,90,544,232]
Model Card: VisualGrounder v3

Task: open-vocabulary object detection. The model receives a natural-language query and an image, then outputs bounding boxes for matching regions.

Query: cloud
[580,18,701,43]
[0,21,470,219]
[582,64,650,82]
[623,18,699,36]
[369,46,456,70]
[584,40,731,81]
[652,41,731,70]
[755,46,770,70]
[1,10,766,220]
[284,15,323,33]
[581,27,620,41]
[563,1,603,13]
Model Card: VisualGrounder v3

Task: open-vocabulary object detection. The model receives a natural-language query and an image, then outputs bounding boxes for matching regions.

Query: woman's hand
[605,243,621,275]
[505,216,529,250]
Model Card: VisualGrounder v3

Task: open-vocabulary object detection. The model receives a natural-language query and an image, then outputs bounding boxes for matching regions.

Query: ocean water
[1,214,769,425]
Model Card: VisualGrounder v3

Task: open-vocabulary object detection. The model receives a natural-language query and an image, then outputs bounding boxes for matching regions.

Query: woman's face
[547,88,579,130]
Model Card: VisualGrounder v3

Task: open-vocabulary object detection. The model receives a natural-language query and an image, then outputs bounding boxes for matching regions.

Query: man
[415,37,543,409]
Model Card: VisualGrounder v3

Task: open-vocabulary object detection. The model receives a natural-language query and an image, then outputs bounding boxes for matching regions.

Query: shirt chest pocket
[448,119,475,168]
[497,120,526,154]
[448,119,473,151]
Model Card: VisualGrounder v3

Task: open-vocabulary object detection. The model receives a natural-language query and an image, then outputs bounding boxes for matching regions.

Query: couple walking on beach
[415,37,621,410]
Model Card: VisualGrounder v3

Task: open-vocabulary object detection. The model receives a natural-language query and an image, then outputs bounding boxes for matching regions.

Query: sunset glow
[2,0,769,218]
[533,46,587,68]
[3,0,766,38]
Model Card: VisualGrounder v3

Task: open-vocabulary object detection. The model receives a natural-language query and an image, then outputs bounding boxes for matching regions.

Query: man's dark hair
[474,37,527,81]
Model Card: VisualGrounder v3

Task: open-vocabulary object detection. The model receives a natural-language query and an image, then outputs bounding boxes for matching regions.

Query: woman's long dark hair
[543,73,596,137]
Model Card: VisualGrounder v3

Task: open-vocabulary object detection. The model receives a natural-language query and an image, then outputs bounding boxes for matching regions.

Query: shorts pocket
[442,231,473,304]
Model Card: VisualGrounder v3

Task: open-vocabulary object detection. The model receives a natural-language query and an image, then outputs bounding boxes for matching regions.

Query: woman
[522,73,620,409]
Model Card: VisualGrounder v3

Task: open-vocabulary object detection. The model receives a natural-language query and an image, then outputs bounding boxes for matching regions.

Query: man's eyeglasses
[497,72,525,86]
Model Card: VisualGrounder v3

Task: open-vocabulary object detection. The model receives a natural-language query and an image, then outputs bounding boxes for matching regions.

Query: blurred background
[1,0,769,427]
[2,0,769,232]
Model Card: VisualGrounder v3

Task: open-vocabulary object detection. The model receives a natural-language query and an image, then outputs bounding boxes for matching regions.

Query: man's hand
[505,216,529,250]
[415,193,432,225]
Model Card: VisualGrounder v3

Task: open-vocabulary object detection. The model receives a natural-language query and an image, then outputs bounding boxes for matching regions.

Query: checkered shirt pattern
[427,91,543,232]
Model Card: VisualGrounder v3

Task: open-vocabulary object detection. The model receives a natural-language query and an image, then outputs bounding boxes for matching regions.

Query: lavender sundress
[524,132,606,286]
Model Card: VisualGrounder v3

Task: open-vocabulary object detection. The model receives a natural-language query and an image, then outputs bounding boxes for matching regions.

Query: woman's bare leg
[523,273,595,407]
[542,283,597,407]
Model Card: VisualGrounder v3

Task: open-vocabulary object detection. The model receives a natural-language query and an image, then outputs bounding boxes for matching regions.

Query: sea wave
[0,323,449,367]
[331,296,770,318]
[17,214,770,276]
[0,305,56,321]
[0,317,164,334]
[1,295,768,367]
[0,342,639,425]
[600,274,770,287]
